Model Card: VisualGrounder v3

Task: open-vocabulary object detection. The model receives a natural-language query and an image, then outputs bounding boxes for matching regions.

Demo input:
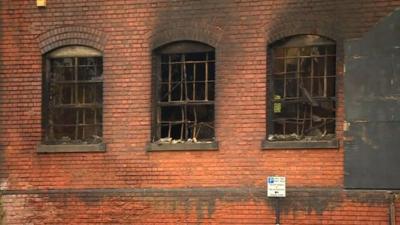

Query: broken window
[268,35,336,141]
[153,41,215,144]
[43,46,103,144]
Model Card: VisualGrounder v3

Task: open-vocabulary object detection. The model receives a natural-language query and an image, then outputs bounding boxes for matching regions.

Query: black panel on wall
[344,9,400,189]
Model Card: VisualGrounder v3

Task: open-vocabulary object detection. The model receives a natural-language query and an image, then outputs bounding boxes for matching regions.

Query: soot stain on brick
[133,188,344,221]
[127,188,343,222]
[0,145,7,187]
[265,189,342,215]
[346,191,396,205]
[151,0,232,51]
[0,0,7,189]
[75,192,104,205]
[21,188,393,223]
[45,192,105,206]
[0,195,5,225]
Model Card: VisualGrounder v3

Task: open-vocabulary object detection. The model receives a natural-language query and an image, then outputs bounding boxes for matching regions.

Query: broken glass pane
[170,54,182,62]
[186,52,207,61]
[208,62,215,81]
[161,106,183,122]
[312,77,324,97]
[53,108,77,125]
[285,78,298,98]
[195,63,206,81]
[273,78,284,97]
[274,48,285,58]
[171,64,182,82]
[207,82,215,101]
[54,126,75,140]
[313,57,325,76]
[286,48,299,57]
[161,64,169,82]
[286,58,297,73]
[273,59,285,73]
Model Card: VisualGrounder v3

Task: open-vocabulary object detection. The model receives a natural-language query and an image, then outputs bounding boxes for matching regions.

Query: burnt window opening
[43,46,103,145]
[268,35,336,141]
[153,41,215,144]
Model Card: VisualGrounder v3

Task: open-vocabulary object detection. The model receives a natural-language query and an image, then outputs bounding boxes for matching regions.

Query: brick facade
[0,0,399,224]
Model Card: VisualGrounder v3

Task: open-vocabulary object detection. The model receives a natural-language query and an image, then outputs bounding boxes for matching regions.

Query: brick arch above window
[266,19,342,45]
[37,26,108,54]
[148,22,224,50]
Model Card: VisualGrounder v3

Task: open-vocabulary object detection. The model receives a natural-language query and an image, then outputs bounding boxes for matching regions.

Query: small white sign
[267,176,286,197]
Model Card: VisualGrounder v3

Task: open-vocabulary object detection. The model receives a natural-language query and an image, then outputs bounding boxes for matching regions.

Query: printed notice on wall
[273,95,281,113]
[267,176,286,197]
[37,0,46,7]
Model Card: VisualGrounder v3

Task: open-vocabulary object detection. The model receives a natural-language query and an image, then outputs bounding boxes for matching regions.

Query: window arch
[267,35,336,142]
[43,46,103,145]
[152,41,216,145]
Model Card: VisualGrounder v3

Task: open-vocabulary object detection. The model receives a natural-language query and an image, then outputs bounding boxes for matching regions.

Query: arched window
[267,35,336,142]
[152,41,216,147]
[43,46,103,145]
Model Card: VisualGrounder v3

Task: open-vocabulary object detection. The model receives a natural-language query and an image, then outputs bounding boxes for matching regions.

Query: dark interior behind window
[153,41,215,144]
[44,46,103,144]
[268,35,336,141]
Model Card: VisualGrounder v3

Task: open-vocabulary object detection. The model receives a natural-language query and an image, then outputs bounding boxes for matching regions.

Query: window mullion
[74,57,79,140]
[47,59,55,141]
[324,47,328,97]
[296,52,301,136]
[283,48,287,134]
[182,54,188,140]
[310,51,314,133]
[205,53,209,101]
[283,48,287,99]
[168,55,172,102]
[193,63,196,101]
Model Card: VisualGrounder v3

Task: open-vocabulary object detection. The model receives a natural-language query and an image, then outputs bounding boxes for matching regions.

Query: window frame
[148,41,218,151]
[38,45,106,153]
[263,35,339,149]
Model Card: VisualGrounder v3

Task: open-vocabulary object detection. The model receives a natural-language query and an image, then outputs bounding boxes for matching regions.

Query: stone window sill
[37,143,106,153]
[147,141,218,152]
[262,138,338,150]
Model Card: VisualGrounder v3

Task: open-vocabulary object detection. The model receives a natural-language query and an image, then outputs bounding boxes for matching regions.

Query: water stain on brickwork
[0,195,5,225]
[266,189,342,215]
[0,1,8,200]
[0,146,6,190]
[346,191,392,205]
[132,188,344,219]
[0,0,8,193]
[4,187,400,223]
[75,192,104,205]
[43,188,344,221]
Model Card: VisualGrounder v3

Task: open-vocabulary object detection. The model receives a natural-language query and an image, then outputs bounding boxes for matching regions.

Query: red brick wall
[1,189,399,225]
[0,0,399,224]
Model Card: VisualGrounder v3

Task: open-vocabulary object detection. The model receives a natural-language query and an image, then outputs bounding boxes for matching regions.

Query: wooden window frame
[149,41,218,151]
[38,46,105,153]
[263,35,338,149]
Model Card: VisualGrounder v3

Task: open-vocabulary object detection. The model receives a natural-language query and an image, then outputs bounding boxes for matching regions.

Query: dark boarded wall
[344,9,400,189]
